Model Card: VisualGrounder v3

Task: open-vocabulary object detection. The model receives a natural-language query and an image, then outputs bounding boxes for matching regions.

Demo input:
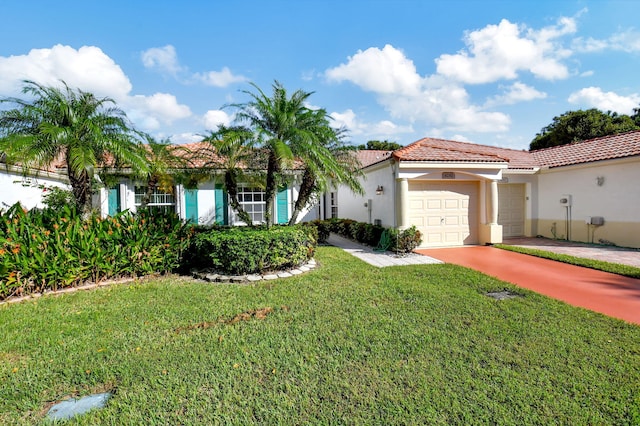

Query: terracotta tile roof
[392,137,537,169]
[531,130,640,168]
[356,150,393,168]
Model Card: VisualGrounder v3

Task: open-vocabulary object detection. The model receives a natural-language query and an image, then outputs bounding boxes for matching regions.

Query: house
[94,142,308,226]
[332,131,640,249]
[4,131,640,248]
[1,142,307,226]
[0,159,68,211]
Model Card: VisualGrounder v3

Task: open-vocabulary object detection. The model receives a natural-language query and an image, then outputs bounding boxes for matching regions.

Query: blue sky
[1,0,639,150]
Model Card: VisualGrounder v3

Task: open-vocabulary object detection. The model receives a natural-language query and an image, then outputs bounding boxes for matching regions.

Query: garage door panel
[444,199,459,209]
[427,216,441,226]
[427,199,441,209]
[410,200,424,209]
[444,216,459,225]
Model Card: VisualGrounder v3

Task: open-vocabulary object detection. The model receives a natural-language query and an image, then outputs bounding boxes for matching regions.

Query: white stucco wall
[337,162,396,226]
[535,157,640,247]
[0,167,68,211]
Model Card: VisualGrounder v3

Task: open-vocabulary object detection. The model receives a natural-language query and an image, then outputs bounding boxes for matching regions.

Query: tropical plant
[133,135,191,209]
[0,80,149,214]
[198,125,259,225]
[288,123,363,225]
[231,81,363,226]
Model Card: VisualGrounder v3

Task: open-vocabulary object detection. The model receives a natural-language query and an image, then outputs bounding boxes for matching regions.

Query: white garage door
[498,184,525,237]
[408,181,479,247]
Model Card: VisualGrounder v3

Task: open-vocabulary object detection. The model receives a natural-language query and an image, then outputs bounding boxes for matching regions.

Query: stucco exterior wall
[336,163,395,226]
[0,168,68,211]
[535,158,640,248]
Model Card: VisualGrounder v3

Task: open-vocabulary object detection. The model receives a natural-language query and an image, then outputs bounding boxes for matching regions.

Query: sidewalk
[326,234,442,267]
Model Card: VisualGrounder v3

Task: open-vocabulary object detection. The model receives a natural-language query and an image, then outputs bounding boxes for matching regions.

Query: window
[238,186,266,224]
[330,192,338,218]
[134,186,175,214]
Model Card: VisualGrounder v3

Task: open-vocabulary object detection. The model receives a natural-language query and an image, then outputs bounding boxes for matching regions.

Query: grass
[1,246,639,424]
[496,244,640,278]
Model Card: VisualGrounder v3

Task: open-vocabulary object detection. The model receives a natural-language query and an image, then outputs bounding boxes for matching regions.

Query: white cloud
[171,132,203,144]
[141,45,184,76]
[573,29,640,53]
[568,87,640,114]
[330,109,413,138]
[0,44,132,99]
[325,44,422,95]
[485,82,547,106]
[194,67,247,87]
[127,93,191,128]
[0,45,192,133]
[203,110,233,130]
[435,17,575,84]
[325,46,510,134]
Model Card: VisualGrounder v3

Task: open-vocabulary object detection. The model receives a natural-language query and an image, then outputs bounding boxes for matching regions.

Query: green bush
[0,203,193,300]
[305,219,420,253]
[308,219,330,243]
[187,225,315,275]
[388,226,422,254]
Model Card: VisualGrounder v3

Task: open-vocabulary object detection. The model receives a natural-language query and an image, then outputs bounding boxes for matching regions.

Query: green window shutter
[214,185,228,225]
[277,186,288,224]
[108,186,120,216]
[185,189,198,223]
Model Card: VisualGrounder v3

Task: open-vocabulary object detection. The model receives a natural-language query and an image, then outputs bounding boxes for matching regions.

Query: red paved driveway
[417,246,640,326]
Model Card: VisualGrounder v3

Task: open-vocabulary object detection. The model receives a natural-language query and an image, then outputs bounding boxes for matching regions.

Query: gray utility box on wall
[586,216,605,226]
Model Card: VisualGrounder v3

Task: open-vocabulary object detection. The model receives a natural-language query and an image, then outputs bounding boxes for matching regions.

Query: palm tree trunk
[264,151,279,228]
[225,171,254,226]
[288,167,316,225]
[67,166,91,215]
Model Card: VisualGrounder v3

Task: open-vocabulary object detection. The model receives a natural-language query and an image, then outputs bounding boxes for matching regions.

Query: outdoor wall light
[375,185,384,195]
[596,176,605,186]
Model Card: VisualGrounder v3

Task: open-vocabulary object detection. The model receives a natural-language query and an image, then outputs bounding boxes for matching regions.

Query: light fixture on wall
[375,185,384,195]
[596,176,605,186]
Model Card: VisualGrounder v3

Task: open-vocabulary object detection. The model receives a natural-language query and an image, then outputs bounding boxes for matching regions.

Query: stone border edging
[190,258,317,283]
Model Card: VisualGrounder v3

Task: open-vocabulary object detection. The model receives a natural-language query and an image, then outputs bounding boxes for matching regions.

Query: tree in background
[0,80,148,214]
[357,140,402,150]
[530,108,640,150]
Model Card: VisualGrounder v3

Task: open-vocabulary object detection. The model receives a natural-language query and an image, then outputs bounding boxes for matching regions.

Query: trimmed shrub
[0,203,193,300]
[308,219,330,243]
[305,218,421,253]
[388,226,423,254]
[187,225,315,275]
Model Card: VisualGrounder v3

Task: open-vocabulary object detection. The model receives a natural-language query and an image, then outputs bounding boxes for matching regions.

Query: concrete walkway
[503,237,640,268]
[326,234,442,267]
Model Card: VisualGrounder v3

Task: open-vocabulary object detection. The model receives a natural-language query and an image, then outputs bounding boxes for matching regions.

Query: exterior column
[396,178,409,230]
[488,179,498,225]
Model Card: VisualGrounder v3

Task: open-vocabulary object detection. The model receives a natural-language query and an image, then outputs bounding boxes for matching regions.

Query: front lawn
[1,247,639,424]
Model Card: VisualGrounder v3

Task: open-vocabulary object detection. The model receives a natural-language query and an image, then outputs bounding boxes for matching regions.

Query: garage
[498,184,525,237]
[408,181,479,247]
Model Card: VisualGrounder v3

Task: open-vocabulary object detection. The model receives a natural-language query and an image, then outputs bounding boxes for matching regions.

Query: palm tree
[134,135,190,210]
[197,125,258,225]
[0,80,148,214]
[288,122,363,224]
[232,81,363,226]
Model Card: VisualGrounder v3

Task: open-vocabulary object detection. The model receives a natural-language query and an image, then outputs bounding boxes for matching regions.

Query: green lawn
[1,247,639,424]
